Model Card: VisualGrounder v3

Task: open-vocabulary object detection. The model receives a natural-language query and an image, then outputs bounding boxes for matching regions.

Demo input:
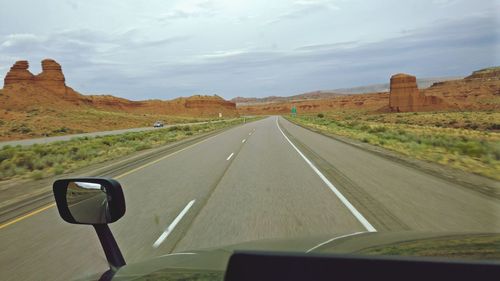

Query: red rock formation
[35,59,66,94]
[389,73,446,112]
[465,67,500,80]
[4,59,67,94]
[3,60,34,86]
[185,95,235,109]
[2,59,239,118]
[389,73,420,112]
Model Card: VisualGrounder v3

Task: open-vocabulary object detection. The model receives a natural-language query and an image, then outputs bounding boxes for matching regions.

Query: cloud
[0,28,188,62]
[0,34,45,49]
[295,41,359,51]
[146,13,498,98]
[431,0,458,7]
[0,28,189,92]
[267,0,340,25]
[156,0,218,23]
[0,12,497,100]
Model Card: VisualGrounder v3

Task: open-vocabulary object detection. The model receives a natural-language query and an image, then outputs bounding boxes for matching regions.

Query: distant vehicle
[153,121,164,128]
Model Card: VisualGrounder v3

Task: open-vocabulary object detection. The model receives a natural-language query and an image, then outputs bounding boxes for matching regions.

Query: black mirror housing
[53,178,126,225]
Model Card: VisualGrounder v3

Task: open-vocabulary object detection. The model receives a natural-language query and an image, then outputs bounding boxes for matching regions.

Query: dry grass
[360,234,500,260]
[0,118,257,182]
[287,110,500,180]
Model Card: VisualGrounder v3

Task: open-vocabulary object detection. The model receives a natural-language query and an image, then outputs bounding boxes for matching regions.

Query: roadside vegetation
[360,234,500,260]
[286,111,500,180]
[0,118,257,182]
[0,108,218,141]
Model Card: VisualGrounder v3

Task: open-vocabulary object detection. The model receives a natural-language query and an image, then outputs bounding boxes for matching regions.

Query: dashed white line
[153,199,196,248]
[276,117,377,233]
[226,152,234,161]
[249,133,252,136]
[242,139,246,143]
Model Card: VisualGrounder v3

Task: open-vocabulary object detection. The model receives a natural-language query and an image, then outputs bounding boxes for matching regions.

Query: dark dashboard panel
[225,251,500,281]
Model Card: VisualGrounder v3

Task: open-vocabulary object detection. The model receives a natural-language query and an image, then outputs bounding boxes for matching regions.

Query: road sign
[291,106,297,117]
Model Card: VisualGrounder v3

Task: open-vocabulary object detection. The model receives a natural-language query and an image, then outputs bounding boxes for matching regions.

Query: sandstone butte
[389,73,445,112]
[236,67,500,115]
[0,59,238,118]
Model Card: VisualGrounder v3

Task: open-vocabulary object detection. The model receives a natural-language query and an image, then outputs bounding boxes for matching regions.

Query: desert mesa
[0,59,238,140]
[0,58,499,140]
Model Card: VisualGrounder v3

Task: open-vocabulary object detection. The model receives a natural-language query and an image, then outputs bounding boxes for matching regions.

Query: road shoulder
[282,116,500,200]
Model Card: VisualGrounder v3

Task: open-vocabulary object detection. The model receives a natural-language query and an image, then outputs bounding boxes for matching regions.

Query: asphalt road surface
[1,116,499,281]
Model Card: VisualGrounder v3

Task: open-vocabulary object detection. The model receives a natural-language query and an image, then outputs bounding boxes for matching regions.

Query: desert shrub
[465,123,479,130]
[52,127,70,134]
[134,143,152,151]
[317,113,324,118]
[0,147,15,162]
[455,141,488,158]
[53,165,65,175]
[30,171,44,180]
[487,123,500,130]
[11,125,32,134]
[368,126,387,133]
[493,146,500,161]
[168,126,179,131]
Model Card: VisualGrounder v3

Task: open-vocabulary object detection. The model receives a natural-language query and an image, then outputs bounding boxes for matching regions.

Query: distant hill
[236,69,499,115]
[232,76,463,105]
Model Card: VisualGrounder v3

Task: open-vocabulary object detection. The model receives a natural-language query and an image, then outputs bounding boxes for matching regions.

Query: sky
[0,0,498,100]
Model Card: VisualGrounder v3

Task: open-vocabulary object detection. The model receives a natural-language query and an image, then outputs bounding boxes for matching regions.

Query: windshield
[0,1,499,280]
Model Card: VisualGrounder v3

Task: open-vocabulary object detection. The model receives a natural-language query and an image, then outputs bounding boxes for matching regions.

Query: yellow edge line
[0,203,56,230]
[0,132,221,230]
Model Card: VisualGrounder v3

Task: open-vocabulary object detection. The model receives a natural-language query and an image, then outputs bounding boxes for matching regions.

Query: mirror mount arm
[93,224,126,269]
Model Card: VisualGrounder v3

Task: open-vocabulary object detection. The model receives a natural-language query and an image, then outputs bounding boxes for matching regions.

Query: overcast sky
[0,0,498,100]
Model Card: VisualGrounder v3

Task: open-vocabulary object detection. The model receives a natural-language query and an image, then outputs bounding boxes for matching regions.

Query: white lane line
[153,199,196,248]
[306,231,368,253]
[276,117,377,233]
[249,133,252,136]
[226,152,234,161]
[116,131,223,179]
[159,252,197,258]
[242,139,246,143]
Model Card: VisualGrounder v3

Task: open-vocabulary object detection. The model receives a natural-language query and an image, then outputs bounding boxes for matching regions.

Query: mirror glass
[66,181,111,224]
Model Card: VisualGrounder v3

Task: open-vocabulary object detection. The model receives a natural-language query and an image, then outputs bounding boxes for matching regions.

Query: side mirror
[53,178,125,224]
[53,178,127,279]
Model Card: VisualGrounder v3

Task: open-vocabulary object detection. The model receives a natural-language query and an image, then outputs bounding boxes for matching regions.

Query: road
[0,116,499,281]
[0,120,224,148]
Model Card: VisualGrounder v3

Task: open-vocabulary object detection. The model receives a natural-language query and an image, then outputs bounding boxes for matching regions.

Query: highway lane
[0,116,499,281]
[173,117,366,251]
[278,117,500,232]
[0,118,271,280]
